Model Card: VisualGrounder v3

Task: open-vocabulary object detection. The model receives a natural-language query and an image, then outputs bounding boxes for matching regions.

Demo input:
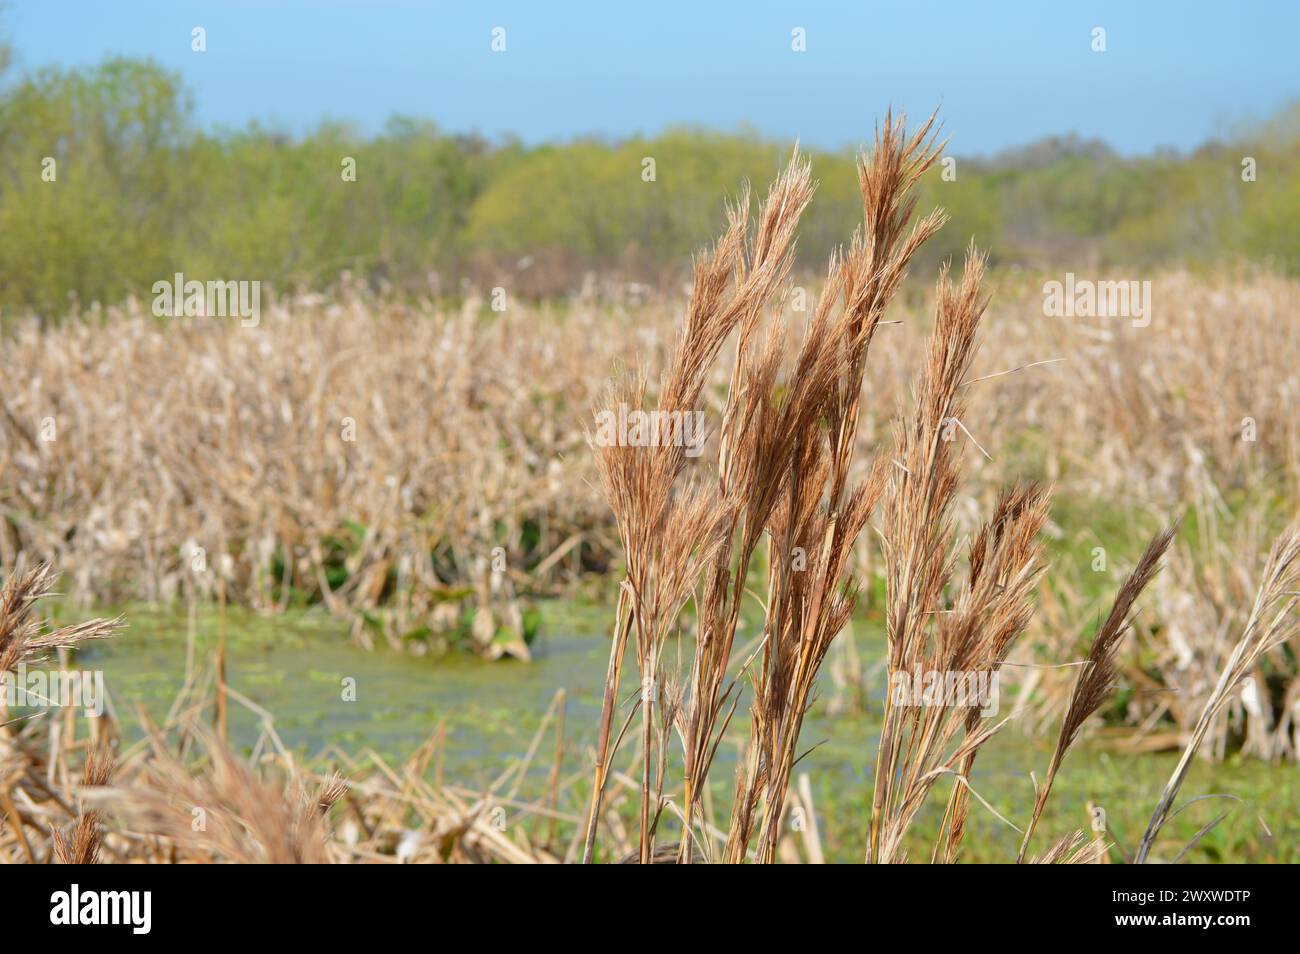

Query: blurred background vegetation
[2,53,1298,316]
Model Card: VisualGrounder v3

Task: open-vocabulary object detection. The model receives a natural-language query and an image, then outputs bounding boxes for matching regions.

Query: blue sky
[5,1,1297,155]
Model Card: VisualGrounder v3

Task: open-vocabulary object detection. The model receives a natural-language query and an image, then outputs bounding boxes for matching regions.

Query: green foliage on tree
[0,55,1296,319]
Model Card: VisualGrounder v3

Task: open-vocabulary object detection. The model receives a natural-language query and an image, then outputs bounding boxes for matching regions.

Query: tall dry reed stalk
[584,114,948,863]
[0,564,119,673]
[583,112,1179,863]
[1015,528,1175,862]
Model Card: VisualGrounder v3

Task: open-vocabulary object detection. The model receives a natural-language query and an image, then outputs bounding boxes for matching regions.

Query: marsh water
[71,601,617,783]
[58,598,1298,861]
[71,600,886,787]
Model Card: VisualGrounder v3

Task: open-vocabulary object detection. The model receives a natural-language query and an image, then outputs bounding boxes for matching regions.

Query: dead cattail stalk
[1135,521,1300,863]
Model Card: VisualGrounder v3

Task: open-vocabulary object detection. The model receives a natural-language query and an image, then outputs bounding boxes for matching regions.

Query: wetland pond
[55,599,1299,862]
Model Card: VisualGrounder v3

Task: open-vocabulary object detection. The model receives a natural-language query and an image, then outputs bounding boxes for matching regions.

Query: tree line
[2,56,1297,316]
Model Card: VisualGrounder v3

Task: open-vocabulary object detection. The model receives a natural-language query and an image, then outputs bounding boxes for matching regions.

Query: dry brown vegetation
[0,289,632,657]
[2,269,1295,619]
